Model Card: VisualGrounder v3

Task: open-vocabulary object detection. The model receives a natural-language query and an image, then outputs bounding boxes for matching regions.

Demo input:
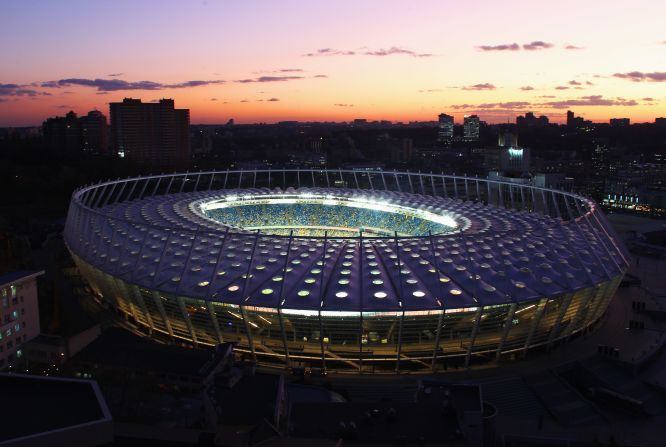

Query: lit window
[374,292,387,299]
[335,291,348,298]
[261,288,273,295]
[228,285,240,292]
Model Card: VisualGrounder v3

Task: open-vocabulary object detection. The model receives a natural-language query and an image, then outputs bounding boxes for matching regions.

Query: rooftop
[0,373,110,442]
[0,270,44,288]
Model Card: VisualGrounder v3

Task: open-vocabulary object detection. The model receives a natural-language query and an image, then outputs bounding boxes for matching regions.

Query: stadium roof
[66,184,628,312]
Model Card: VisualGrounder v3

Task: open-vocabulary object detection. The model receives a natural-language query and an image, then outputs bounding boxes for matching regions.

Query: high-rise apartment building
[110,98,190,171]
[0,271,43,370]
[610,118,630,127]
[42,111,81,154]
[43,110,108,154]
[463,115,480,141]
[80,110,108,153]
[437,113,454,143]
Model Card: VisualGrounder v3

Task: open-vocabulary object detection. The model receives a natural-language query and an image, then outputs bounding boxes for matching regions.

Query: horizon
[2,0,666,126]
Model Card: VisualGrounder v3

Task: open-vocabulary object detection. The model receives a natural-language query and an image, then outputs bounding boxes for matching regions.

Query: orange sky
[1,0,665,126]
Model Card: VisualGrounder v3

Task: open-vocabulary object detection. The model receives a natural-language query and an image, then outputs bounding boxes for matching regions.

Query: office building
[110,98,190,171]
[463,115,480,141]
[437,113,454,142]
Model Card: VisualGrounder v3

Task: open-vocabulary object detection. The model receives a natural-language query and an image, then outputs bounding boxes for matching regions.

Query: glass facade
[73,253,622,373]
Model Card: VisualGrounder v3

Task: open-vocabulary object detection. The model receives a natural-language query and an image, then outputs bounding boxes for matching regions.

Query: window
[7,341,13,349]
[14,324,20,333]
[21,309,24,316]
[11,310,18,320]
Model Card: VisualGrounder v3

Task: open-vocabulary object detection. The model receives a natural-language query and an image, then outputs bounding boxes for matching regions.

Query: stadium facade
[64,169,629,373]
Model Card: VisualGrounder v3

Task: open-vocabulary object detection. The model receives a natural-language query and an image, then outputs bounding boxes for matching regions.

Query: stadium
[64,169,629,373]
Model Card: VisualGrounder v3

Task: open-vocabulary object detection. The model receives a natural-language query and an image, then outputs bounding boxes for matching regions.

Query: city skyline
[2,0,666,126]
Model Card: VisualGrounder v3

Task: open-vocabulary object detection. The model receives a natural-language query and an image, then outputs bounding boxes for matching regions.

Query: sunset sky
[1,0,665,126]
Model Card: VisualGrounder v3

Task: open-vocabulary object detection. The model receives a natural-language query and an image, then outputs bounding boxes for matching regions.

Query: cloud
[461,83,496,91]
[0,83,51,97]
[568,80,582,86]
[564,45,584,50]
[107,73,124,77]
[642,97,656,101]
[240,99,249,103]
[334,103,353,107]
[235,75,304,83]
[304,46,433,58]
[523,41,554,50]
[312,74,328,78]
[451,101,531,110]
[613,71,666,82]
[363,46,434,57]
[267,97,279,102]
[210,98,217,101]
[41,77,225,91]
[520,86,535,91]
[419,89,442,93]
[555,86,570,90]
[542,95,638,108]
[55,105,73,109]
[477,43,520,51]
[304,48,356,57]
[253,68,304,74]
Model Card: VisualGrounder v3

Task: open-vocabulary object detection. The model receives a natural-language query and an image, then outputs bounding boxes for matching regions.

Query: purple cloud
[542,95,639,108]
[520,86,535,91]
[0,83,51,97]
[477,43,520,52]
[236,76,303,83]
[304,48,356,57]
[555,86,570,90]
[523,41,554,51]
[334,103,353,107]
[461,83,496,91]
[41,78,225,91]
[363,46,434,57]
[451,101,531,110]
[304,46,433,58]
[613,71,666,82]
[564,45,584,50]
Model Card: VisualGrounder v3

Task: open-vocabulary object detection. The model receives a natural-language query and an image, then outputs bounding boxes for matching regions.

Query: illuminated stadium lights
[65,168,629,373]
[197,192,459,236]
